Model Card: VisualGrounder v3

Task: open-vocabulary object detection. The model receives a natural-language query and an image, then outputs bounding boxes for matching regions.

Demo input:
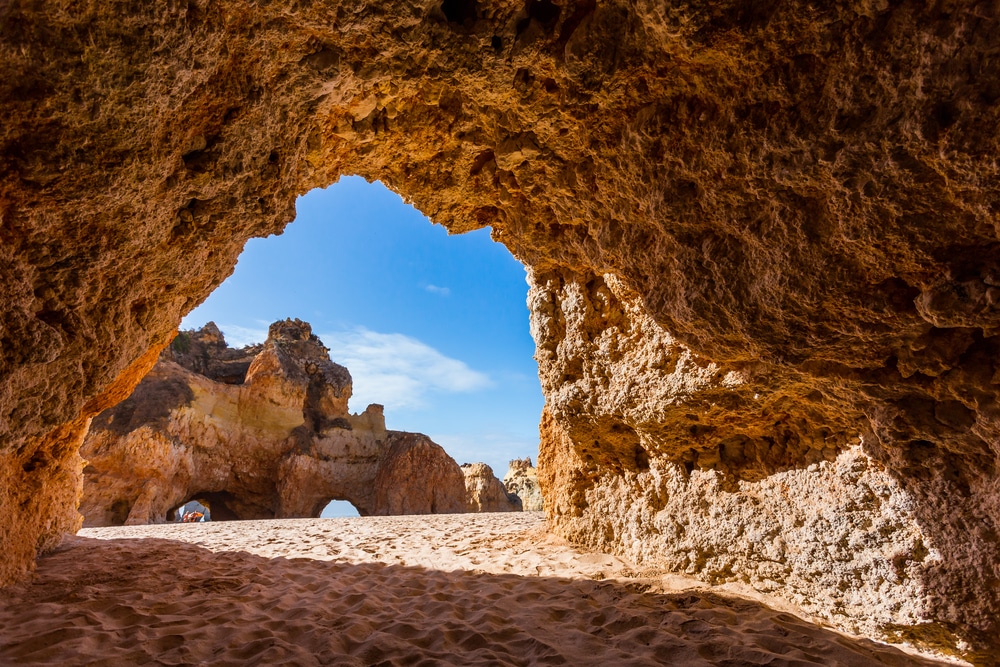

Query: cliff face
[503,458,543,512]
[373,434,469,516]
[461,463,522,512]
[79,320,469,523]
[2,0,999,658]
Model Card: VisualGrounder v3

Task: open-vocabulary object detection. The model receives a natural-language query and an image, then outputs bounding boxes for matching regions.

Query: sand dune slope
[0,513,953,666]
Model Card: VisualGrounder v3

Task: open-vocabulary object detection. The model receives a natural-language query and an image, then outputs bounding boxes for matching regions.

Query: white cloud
[320,328,491,411]
[424,284,451,296]
[185,323,489,412]
[213,324,269,348]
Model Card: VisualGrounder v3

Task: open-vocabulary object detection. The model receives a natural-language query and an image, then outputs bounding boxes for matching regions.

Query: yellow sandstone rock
[79,320,470,523]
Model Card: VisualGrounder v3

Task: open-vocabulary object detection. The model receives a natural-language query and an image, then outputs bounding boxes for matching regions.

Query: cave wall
[532,269,999,657]
[2,0,999,658]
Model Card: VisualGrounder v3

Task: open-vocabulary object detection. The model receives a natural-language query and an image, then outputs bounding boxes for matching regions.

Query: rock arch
[78,320,469,525]
[317,498,361,518]
[2,0,999,659]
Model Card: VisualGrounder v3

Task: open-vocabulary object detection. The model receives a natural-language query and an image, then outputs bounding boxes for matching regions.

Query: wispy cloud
[200,323,268,348]
[184,323,490,412]
[424,284,451,297]
[321,328,491,411]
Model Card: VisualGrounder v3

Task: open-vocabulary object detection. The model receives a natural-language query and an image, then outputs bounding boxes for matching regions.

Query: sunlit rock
[461,462,521,512]
[503,458,543,511]
[373,433,469,516]
[79,320,469,523]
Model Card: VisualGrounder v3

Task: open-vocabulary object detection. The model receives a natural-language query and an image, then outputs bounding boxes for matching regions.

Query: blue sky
[181,177,543,515]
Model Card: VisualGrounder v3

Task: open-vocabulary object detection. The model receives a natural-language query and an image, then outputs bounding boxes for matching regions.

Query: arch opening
[178,177,543,478]
[168,499,211,523]
[166,493,242,523]
[77,177,540,531]
[319,499,361,518]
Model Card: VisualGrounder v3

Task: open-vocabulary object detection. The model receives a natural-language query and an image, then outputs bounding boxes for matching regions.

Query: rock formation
[461,463,522,512]
[2,0,1000,660]
[79,320,470,523]
[503,458,543,511]
[374,434,469,515]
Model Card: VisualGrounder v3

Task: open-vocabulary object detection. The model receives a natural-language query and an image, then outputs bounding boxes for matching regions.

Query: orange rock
[79,320,471,523]
[372,433,468,516]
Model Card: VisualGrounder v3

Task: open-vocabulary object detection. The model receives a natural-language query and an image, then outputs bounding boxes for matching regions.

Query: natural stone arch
[316,498,362,519]
[1,0,999,659]
[172,494,238,522]
[77,320,470,526]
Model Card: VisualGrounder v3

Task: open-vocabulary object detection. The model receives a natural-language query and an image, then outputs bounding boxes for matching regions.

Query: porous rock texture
[503,457,544,511]
[79,320,469,523]
[461,462,522,512]
[2,0,999,659]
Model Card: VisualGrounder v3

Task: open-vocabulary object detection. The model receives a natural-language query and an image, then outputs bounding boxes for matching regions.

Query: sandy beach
[0,513,959,666]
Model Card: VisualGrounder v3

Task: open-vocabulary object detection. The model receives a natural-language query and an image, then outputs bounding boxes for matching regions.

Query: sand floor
[0,512,960,666]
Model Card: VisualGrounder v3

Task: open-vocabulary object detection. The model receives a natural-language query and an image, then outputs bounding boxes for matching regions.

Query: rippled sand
[0,512,959,665]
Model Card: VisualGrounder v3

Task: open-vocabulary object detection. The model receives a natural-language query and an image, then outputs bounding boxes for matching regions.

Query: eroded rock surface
[533,271,1000,660]
[2,0,999,659]
[503,458,543,511]
[461,462,522,512]
[374,434,469,516]
[80,320,469,523]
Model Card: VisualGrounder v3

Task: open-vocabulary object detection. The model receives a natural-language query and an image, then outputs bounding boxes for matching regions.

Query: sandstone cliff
[79,320,470,523]
[374,434,469,516]
[503,458,543,512]
[2,0,999,659]
[461,463,522,512]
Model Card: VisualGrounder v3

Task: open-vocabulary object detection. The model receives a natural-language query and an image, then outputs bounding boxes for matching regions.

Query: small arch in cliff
[108,498,132,526]
[195,492,242,521]
[320,499,360,518]
[167,492,241,522]
[167,500,211,522]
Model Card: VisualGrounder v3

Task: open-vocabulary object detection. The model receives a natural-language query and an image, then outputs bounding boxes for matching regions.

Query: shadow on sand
[0,536,949,666]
